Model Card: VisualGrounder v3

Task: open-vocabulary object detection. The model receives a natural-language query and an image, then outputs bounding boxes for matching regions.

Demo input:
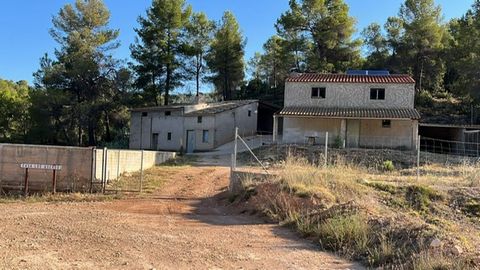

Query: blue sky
[0,0,474,86]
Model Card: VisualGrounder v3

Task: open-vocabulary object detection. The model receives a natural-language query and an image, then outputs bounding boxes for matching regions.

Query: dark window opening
[167,132,172,140]
[141,112,148,117]
[165,111,171,116]
[311,87,326,99]
[370,88,385,100]
[382,120,391,128]
[248,110,252,117]
[197,116,203,123]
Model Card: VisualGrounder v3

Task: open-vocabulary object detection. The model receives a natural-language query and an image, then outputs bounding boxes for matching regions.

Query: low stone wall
[95,149,176,181]
[0,144,94,193]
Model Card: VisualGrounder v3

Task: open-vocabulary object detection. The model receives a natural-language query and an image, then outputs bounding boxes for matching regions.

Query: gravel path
[0,159,362,270]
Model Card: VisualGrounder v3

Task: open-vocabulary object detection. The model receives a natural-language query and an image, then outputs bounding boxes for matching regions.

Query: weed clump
[405,185,444,212]
[382,160,395,172]
[316,214,370,257]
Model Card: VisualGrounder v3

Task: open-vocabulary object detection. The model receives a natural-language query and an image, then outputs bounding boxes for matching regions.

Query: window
[202,130,209,143]
[167,132,172,140]
[382,120,391,128]
[370,88,385,100]
[197,116,203,123]
[311,87,326,99]
[248,110,252,117]
[141,112,148,117]
[165,111,171,116]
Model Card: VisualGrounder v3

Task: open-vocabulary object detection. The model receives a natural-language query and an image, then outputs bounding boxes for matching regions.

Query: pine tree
[206,11,245,101]
[35,0,121,146]
[276,0,361,72]
[130,0,192,105]
[185,12,215,97]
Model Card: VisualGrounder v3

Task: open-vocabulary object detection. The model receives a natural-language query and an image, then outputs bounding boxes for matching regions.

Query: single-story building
[129,100,262,152]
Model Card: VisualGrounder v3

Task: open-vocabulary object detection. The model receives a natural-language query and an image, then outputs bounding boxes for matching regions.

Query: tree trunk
[165,64,171,106]
[104,110,111,142]
[78,124,82,146]
[88,117,96,146]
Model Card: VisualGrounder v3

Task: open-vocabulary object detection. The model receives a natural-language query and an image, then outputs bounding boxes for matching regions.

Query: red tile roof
[286,73,415,84]
[279,107,421,120]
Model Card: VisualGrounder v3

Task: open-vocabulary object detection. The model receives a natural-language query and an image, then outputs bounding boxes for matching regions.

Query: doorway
[151,133,159,150]
[186,130,196,153]
[346,120,360,148]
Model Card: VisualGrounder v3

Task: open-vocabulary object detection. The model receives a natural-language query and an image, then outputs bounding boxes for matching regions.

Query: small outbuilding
[129,100,260,153]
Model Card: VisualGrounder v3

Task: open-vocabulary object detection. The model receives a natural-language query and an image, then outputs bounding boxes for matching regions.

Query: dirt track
[0,157,362,270]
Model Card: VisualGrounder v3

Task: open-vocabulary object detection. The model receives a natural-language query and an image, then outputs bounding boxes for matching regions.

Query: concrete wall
[0,144,94,192]
[214,102,258,148]
[130,109,184,151]
[284,82,415,109]
[283,117,341,144]
[130,101,259,152]
[358,119,416,149]
[184,115,216,151]
[95,149,176,181]
[282,117,417,149]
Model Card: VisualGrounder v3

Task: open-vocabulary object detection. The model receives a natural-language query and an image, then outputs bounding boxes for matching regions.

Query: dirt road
[0,157,362,270]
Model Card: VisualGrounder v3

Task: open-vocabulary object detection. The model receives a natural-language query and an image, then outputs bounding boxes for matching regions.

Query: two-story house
[273,71,421,149]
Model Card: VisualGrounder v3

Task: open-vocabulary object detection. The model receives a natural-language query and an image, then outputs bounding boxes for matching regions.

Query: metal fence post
[234,127,238,170]
[140,150,144,193]
[117,150,120,180]
[103,147,108,193]
[324,131,328,168]
[90,147,96,193]
[417,135,421,181]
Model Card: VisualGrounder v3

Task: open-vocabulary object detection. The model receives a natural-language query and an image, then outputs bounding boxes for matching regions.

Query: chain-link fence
[233,131,480,188]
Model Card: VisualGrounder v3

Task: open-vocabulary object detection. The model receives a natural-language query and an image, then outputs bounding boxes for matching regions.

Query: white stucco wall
[129,109,184,151]
[130,101,259,152]
[184,115,216,151]
[214,102,258,148]
[284,82,415,109]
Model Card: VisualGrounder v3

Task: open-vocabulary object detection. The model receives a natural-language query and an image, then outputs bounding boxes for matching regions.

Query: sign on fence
[20,163,62,170]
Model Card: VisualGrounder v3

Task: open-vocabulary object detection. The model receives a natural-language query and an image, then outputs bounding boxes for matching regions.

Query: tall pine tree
[206,11,245,101]
[277,0,361,72]
[130,0,192,105]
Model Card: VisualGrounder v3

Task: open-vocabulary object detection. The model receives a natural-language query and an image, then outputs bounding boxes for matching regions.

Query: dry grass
[279,156,368,206]
[109,165,189,193]
[240,153,480,268]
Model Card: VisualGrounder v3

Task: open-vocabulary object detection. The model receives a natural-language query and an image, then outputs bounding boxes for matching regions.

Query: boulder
[430,238,442,249]
[451,245,463,256]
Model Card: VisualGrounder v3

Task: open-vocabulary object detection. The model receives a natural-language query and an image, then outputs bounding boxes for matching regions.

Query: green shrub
[415,90,434,107]
[334,136,344,148]
[382,160,395,172]
[316,214,371,257]
[365,181,398,194]
[405,185,443,212]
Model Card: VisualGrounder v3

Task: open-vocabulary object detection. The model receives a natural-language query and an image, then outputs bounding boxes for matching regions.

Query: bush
[316,214,370,258]
[405,185,443,212]
[334,136,344,149]
[382,160,395,172]
[415,90,434,107]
